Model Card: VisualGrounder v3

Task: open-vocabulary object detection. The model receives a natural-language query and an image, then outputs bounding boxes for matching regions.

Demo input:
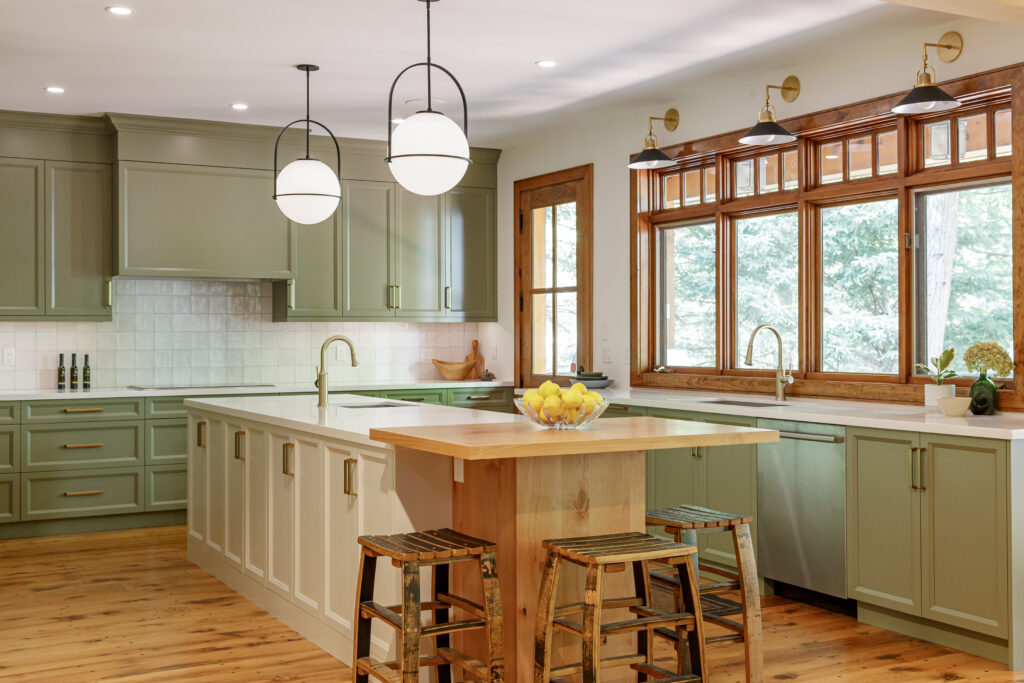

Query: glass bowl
[513,397,609,430]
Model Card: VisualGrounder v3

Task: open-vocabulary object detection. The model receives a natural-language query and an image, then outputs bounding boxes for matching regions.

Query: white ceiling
[1,0,888,147]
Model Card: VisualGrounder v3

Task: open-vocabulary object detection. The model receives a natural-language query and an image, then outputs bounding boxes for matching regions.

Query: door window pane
[995,109,1012,157]
[532,207,553,288]
[821,200,899,374]
[555,203,577,287]
[735,213,799,369]
[924,121,951,167]
[532,293,553,375]
[734,159,754,197]
[957,114,988,163]
[758,155,779,194]
[915,184,1013,376]
[820,142,843,184]
[848,136,873,180]
[704,167,717,203]
[663,174,681,209]
[877,131,898,175]
[782,150,798,190]
[683,169,701,206]
[659,223,716,367]
[555,293,578,374]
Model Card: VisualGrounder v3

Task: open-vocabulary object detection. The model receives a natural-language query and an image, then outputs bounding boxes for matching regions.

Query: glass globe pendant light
[386,0,471,196]
[891,32,964,115]
[272,64,341,225]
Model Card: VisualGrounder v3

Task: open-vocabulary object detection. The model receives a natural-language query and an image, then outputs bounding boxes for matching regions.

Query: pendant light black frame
[272,64,342,202]
[385,0,471,167]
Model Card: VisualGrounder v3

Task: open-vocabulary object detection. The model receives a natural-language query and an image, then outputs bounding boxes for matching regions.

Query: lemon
[571,382,588,395]
[582,394,598,415]
[539,380,561,398]
[561,388,583,409]
[542,394,564,419]
[585,390,603,403]
[523,390,544,415]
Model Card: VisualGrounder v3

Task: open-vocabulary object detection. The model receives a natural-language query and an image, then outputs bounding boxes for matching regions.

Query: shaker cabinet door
[267,432,296,600]
[187,415,208,543]
[342,180,394,318]
[394,188,445,319]
[445,186,496,320]
[244,425,270,584]
[0,158,45,317]
[698,413,758,568]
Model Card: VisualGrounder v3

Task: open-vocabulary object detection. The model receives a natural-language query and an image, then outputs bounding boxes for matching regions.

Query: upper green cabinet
[445,186,496,321]
[343,180,396,319]
[0,158,112,321]
[273,212,343,319]
[395,188,445,319]
[116,161,294,279]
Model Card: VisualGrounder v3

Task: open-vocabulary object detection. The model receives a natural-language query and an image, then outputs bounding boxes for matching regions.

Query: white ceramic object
[924,383,955,408]
[937,396,972,417]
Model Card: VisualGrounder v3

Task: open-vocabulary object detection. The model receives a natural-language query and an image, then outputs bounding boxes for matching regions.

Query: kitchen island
[185,393,778,680]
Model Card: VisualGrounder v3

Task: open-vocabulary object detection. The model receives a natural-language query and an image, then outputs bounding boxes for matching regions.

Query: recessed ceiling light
[230,103,249,111]
[45,86,65,94]
[106,6,134,15]
[535,60,557,68]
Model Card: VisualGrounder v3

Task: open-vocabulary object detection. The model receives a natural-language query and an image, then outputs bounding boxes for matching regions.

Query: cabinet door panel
[244,425,269,584]
[446,187,495,320]
[204,418,226,553]
[268,432,296,599]
[46,161,112,317]
[187,415,207,543]
[283,213,341,318]
[0,158,45,316]
[145,464,187,511]
[342,180,393,318]
[846,428,920,615]
[645,409,702,536]
[395,188,444,319]
[324,443,360,635]
[145,418,187,465]
[0,474,20,524]
[224,422,246,571]
[294,436,324,616]
[698,414,757,568]
[921,435,1007,637]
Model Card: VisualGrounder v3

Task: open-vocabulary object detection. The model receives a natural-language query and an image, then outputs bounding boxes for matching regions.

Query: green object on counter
[969,371,998,415]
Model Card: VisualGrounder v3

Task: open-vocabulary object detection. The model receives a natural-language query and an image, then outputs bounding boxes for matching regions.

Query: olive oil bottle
[70,353,78,391]
[57,353,66,391]
[83,354,91,391]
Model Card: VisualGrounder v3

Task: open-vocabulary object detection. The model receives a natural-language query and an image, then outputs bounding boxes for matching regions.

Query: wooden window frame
[514,164,594,387]
[630,62,1024,409]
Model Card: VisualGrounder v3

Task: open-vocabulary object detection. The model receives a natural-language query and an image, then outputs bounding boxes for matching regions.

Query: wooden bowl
[432,359,475,381]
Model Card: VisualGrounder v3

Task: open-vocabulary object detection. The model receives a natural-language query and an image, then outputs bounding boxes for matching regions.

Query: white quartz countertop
[518,387,1024,440]
[0,379,511,403]
[185,393,524,450]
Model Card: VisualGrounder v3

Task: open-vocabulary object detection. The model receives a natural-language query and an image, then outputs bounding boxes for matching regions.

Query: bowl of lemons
[515,380,609,430]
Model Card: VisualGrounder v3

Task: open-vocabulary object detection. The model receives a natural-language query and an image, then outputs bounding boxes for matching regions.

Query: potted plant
[963,342,1014,415]
[915,347,957,409]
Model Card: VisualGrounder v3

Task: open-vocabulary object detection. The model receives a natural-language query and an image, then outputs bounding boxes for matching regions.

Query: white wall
[485,7,1024,387]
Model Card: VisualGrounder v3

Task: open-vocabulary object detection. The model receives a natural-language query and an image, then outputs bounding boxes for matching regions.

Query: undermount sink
[700,399,790,408]
[336,402,409,409]
[128,384,276,391]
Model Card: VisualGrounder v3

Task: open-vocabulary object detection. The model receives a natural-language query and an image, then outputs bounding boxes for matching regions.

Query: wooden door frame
[514,164,594,387]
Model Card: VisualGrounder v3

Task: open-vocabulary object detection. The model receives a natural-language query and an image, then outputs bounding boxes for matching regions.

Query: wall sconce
[628,108,679,170]
[739,75,801,146]
[891,31,963,115]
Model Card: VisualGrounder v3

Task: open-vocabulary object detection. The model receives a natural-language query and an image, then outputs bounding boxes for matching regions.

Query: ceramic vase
[969,371,998,415]
[924,383,955,409]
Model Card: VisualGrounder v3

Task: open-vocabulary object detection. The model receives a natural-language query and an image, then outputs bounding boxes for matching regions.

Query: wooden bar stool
[535,531,708,682]
[353,528,504,683]
[645,505,763,683]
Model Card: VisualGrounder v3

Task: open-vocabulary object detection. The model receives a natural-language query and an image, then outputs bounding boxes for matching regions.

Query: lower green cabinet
[145,464,187,512]
[603,404,647,418]
[0,426,19,474]
[448,387,512,412]
[381,389,446,405]
[0,475,19,523]
[22,467,144,521]
[22,421,144,471]
[146,419,187,465]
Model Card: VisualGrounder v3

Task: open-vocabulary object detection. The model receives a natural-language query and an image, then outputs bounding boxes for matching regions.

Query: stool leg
[400,560,422,683]
[353,548,377,683]
[534,549,561,683]
[676,555,707,682]
[432,563,452,683]
[733,523,764,683]
[673,528,699,614]
[581,563,604,683]
[632,559,653,682]
[479,550,505,682]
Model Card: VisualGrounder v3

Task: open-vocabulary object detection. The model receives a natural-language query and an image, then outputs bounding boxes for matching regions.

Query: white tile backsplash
[0,279,500,391]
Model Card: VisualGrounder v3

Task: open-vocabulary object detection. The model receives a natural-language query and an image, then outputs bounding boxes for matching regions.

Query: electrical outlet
[2,348,14,367]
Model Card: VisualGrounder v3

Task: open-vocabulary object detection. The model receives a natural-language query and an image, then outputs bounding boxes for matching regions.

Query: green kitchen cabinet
[145,419,187,465]
[21,466,144,521]
[602,404,647,418]
[23,397,144,423]
[0,475,19,524]
[341,180,394,319]
[145,397,187,419]
[699,413,758,568]
[116,161,293,279]
[272,212,343,320]
[445,186,496,320]
[0,426,20,475]
[645,408,702,536]
[394,188,445,319]
[45,161,113,318]
[380,389,446,405]
[448,386,512,412]
[0,403,19,426]
[145,463,187,512]
[0,158,45,317]
[22,420,144,472]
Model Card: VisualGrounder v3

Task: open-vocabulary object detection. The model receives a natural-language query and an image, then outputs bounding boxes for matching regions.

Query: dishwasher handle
[777,430,845,444]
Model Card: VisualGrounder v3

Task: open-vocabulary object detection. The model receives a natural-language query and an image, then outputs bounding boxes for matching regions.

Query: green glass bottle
[83,354,91,391]
[57,353,66,391]
[70,353,78,391]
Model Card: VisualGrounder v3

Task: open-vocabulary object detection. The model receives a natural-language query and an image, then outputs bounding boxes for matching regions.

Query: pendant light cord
[305,67,311,159]
[425,0,433,111]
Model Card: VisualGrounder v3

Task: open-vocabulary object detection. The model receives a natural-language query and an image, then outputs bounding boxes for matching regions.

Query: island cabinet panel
[341,180,394,319]
[293,436,325,617]
[116,161,294,279]
[445,186,496,320]
[187,415,207,543]
[846,428,922,615]
[204,417,227,554]
[224,420,247,572]
[920,435,1008,637]
[394,188,445,319]
[699,413,758,568]
[243,424,269,584]
[0,158,45,317]
[323,442,360,635]
[267,431,296,600]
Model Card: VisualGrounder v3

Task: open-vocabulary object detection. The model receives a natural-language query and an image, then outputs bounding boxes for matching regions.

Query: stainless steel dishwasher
[756,419,847,598]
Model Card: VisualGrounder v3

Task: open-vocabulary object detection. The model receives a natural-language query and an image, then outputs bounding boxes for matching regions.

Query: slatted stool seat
[354,528,504,683]
[645,505,763,683]
[535,531,708,682]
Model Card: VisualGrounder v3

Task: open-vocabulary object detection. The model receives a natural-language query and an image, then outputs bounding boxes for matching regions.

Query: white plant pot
[924,383,955,409]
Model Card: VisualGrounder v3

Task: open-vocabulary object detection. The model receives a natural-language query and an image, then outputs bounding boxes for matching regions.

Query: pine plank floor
[0,525,1021,681]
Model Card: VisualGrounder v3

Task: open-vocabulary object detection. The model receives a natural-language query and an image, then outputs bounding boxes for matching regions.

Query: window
[658,222,717,367]
[734,212,799,369]
[817,130,898,184]
[820,199,899,374]
[914,183,1013,376]
[515,165,593,386]
[663,164,716,208]
[918,107,1011,169]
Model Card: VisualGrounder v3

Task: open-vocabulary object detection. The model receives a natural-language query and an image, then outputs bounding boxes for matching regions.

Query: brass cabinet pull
[65,408,103,414]
[196,421,207,448]
[606,405,628,412]
[64,490,103,497]
[466,395,492,401]
[287,280,296,310]
[444,286,452,309]
[283,443,294,476]
[910,447,919,489]
[234,431,245,461]
[918,446,926,490]
[62,443,103,449]
[403,397,426,402]
[105,279,113,308]
[343,457,357,496]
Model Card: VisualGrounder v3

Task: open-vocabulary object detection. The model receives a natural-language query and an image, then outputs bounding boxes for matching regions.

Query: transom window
[816,130,897,185]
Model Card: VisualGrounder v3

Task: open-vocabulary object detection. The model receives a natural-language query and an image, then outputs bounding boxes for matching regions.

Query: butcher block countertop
[368,415,779,460]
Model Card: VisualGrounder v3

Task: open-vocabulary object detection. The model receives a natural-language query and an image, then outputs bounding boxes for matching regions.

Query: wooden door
[846,427,921,615]
[224,421,247,572]
[341,180,394,318]
[45,161,112,318]
[293,435,325,617]
[699,413,758,568]
[0,158,45,317]
[204,417,227,554]
[187,415,207,543]
[445,186,496,320]
[920,434,1008,636]
[244,424,269,585]
[394,188,445,319]
[267,432,296,599]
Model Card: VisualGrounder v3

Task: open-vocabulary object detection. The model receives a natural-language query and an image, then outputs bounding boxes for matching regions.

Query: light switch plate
[2,348,14,367]
[453,457,465,483]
